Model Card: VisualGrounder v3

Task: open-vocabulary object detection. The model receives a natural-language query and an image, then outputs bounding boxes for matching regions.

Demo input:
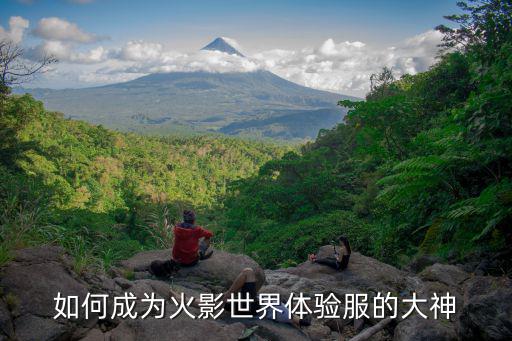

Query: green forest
[221,1,512,268]
[1,1,511,273]
[0,95,286,271]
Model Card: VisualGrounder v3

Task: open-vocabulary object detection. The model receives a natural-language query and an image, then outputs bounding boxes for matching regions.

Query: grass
[122,269,135,280]
[5,292,19,312]
[0,244,12,266]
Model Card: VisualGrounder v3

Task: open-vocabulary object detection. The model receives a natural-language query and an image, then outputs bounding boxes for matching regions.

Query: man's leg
[199,238,213,260]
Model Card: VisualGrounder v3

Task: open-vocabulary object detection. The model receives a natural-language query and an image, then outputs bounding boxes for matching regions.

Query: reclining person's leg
[223,268,258,315]
[314,257,339,270]
[225,267,256,297]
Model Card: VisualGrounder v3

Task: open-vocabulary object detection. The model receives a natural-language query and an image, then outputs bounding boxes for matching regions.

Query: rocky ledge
[0,245,510,341]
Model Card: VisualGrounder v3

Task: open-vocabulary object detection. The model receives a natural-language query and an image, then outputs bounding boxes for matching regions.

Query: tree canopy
[221,0,512,269]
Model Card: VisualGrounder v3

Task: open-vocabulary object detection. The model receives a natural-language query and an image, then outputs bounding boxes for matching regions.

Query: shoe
[199,250,214,260]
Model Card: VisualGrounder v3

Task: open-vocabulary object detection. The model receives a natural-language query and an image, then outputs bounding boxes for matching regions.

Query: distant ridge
[201,37,244,57]
[17,38,360,140]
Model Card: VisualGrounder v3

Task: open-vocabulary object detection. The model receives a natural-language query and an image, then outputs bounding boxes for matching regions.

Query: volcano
[201,37,245,57]
[18,38,357,140]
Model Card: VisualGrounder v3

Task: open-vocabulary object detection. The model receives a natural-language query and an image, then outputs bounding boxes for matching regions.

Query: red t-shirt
[172,224,213,265]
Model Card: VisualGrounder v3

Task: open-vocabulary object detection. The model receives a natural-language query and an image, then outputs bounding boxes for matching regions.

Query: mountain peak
[201,37,244,57]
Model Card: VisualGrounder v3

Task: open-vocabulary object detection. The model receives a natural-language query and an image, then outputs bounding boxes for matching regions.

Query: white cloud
[0,16,30,43]
[161,50,259,73]
[28,30,443,96]
[219,36,244,53]
[24,17,108,65]
[33,17,104,43]
[108,40,259,74]
[94,32,439,95]
[113,41,164,62]
[252,30,443,96]
[28,41,108,64]
[318,38,366,56]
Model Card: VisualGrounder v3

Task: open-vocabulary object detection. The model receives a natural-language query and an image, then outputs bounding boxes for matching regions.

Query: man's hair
[183,210,196,223]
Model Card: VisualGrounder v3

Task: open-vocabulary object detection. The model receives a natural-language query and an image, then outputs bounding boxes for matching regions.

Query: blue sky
[3,0,459,50]
[1,0,462,96]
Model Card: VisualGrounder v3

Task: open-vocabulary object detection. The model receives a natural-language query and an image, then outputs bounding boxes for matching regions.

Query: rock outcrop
[457,276,512,340]
[393,316,457,341]
[0,245,277,341]
[0,244,510,341]
[0,246,96,341]
[283,246,409,293]
[110,318,247,341]
[119,248,266,291]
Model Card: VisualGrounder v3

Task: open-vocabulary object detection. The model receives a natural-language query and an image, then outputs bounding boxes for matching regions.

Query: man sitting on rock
[172,210,214,266]
[150,210,214,278]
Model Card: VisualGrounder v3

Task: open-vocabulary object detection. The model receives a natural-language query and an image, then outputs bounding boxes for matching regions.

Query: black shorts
[225,282,259,316]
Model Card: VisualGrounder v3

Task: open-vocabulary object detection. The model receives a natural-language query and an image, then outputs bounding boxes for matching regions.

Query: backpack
[149,259,180,278]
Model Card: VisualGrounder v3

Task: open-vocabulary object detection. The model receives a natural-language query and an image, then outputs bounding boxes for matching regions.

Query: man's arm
[203,237,211,248]
[198,226,213,241]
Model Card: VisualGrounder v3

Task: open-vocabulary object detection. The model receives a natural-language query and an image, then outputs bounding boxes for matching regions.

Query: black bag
[149,259,180,278]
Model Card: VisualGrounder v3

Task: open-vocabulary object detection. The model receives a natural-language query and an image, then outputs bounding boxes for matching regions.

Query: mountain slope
[220,107,344,139]
[21,70,355,139]
[18,38,357,140]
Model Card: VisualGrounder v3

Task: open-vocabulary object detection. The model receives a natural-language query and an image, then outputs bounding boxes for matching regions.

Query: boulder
[419,264,470,287]
[306,319,332,340]
[462,275,512,303]
[411,279,463,321]
[0,301,13,339]
[134,279,171,300]
[11,245,68,264]
[253,319,310,340]
[0,246,89,319]
[0,261,89,319]
[4,243,512,341]
[83,272,120,293]
[110,317,246,341]
[14,314,72,341]
[263,269,322,296]
[284,248,408,293]
[120,248,266,292]
[119,278,204,320]
[119,249,169,272]
[80,328,107,341]
[405,254,442,273]
[0,246,95,341]
[223,317,310,341]
[393,316,457,341]
[114,277,133,290]
[458,276,512,340]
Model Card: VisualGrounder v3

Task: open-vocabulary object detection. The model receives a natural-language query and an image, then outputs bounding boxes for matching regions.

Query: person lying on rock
[169,268,311,329]
[308,235,351,271]
[172,209,214,266]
